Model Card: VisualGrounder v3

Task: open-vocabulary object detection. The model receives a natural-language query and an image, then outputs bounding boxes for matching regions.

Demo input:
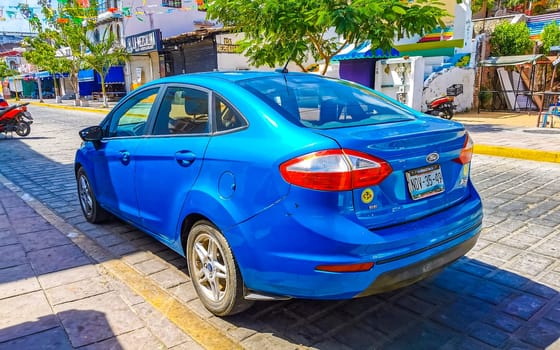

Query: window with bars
[162,0,182,8]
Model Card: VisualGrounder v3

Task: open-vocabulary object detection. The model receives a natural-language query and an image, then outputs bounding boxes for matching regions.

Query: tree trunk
[321,58,331,76]
[52,73,61,103]
[101,76,108,108]
[72,72,80,106]
[481,0,487,19]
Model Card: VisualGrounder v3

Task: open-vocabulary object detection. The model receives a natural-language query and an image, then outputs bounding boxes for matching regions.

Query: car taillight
[280,149,392,191]
[454,133,473,164]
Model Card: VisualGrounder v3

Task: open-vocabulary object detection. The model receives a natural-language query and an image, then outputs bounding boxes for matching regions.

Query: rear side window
[214,95,247,132]
[237,75,414,129]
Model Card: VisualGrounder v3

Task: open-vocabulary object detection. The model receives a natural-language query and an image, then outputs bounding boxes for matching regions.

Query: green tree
[471,0,496,15]
[82,27,128,107]
[489,21,533,56]
[0,60,17,82]
[502,0,525,9]
[206,0,448,75]
[25,1,95,104]
[541,21,560,54]
[22,36,71,101]
[26,0,127,106]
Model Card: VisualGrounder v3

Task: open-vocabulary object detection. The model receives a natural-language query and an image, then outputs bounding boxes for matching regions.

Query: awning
[103,66,124,84]
[78,69,95,82]
[332,42,400,61]
[479,54,544,67]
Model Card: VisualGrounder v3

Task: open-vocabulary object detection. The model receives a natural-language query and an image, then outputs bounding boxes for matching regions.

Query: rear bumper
[356,227,480,297]
[228,187,483,300]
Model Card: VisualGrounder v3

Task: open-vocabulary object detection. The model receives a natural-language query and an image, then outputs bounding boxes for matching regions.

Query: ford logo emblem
[426,152,439,163]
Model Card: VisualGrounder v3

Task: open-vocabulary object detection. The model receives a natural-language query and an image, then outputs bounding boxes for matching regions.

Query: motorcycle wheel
[441,104,454,120]
[15,121,31,137]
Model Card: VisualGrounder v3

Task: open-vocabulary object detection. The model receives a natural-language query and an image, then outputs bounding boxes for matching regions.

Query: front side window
[107,88,159,137]
[152,87,209,135]
[237,75,415,129]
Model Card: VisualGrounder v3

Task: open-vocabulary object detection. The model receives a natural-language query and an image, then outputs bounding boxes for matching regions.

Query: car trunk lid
[313,117,471,229]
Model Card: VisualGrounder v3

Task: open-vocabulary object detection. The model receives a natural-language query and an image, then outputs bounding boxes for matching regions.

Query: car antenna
[278,44,298,74]
[281,58,289,73]
[276,59,290,74]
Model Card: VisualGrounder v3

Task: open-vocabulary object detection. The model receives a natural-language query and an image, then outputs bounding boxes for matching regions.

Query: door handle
[175,151,196,167]
[120,150,131,165]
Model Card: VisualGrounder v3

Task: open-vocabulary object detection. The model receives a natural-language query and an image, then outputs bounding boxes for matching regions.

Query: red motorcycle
[427,96,455,119]
[0,98,33,137]
[426,84,463,120]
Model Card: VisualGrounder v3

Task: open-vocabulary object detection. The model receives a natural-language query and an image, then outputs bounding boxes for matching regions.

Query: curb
[27,101,110,114]
[474,144,560,163]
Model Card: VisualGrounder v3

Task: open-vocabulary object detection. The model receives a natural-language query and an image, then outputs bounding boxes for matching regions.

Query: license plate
[406,164,445,200]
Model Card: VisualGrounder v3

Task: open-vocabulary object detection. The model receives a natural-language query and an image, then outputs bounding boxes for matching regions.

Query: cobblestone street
[0,106,558,349]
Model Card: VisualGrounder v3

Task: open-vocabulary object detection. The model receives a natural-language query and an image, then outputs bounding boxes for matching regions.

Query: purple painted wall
[339,60,374,88]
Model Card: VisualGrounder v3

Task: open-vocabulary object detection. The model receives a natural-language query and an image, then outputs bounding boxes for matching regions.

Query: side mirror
[79,126,104,142]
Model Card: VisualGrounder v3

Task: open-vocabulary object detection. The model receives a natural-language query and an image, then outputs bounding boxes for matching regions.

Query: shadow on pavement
[0,310,120,349]
[0,137,55,142]
[220,257,559,349]
[463,123,515,134]
[523,129,560,135]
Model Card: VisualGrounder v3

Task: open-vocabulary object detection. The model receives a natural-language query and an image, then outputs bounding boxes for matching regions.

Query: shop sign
[217,37,239,54]
[126,29,162,54]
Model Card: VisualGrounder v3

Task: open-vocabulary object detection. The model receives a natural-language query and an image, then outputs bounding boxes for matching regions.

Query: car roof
[145,70,320,86]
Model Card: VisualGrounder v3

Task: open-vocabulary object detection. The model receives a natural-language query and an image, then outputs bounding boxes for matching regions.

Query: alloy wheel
[78,173,94,218]
[192,232,228,302]
[186,221,253,316]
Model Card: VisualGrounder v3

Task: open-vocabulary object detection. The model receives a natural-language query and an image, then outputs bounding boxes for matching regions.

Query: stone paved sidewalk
[0,181,204,349]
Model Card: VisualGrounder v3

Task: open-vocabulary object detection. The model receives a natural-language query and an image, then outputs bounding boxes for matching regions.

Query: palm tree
[82,26,129,108]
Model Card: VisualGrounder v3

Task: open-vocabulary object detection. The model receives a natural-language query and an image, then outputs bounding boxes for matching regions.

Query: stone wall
[472,14,523,35]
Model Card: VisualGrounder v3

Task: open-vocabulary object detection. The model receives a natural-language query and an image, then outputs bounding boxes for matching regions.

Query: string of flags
[0,4,36,21]
[0,0,207,23]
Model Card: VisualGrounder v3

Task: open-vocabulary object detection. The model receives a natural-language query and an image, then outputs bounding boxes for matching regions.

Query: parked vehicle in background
[61,93,76,100]
[426,84,463,120]
[0,97,34,137]
[75,71,483,316]
[31,90,55,99]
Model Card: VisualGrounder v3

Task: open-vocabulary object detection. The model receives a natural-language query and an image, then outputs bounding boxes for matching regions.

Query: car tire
[76,167,110,223]
[442,104,454,120]
[186,221,253,316]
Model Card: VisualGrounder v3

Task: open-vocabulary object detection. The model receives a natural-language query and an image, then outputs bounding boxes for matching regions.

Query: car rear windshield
[237,74,415,129]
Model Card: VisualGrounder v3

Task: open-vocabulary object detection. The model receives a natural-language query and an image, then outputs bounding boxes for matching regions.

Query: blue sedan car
[75,71,483,316]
